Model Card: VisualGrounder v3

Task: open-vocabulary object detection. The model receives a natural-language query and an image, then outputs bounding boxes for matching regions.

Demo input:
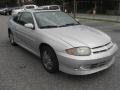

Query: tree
[33,0,70,6]
[0,0,17,8]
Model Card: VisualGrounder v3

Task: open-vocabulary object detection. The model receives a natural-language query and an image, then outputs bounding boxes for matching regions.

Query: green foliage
[0,0,71,7]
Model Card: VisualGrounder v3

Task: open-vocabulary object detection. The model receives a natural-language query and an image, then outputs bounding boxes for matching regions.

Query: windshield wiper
[60,23,79,27]
[40,25,59,29]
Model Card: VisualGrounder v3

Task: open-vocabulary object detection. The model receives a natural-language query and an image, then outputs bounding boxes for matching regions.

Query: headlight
[66,47,91,56]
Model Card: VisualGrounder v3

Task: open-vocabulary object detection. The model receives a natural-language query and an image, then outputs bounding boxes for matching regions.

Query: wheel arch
[39,43,59,72]
[39,43,56,54]
[39,43,59,61]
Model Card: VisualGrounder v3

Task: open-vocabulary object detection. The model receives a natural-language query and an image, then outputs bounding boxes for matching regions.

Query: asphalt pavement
[0,16,120,90]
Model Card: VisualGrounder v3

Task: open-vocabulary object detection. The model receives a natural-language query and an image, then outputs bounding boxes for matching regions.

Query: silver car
[8,10,118,75]
[38,5,61,11]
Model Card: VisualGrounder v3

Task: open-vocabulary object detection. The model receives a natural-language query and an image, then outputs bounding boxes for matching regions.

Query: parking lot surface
[0,16,120,90]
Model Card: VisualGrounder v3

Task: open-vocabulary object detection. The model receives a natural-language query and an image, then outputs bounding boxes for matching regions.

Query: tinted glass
[26,6,35,9]
[42,7,49,10]
[34,11,79,28]
[13,12,22,22]
[49,6,59,10]
[19,12,34,25]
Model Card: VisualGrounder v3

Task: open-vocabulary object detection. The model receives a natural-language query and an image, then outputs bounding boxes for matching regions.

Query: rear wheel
[41,46,59,73]
[9,32,16,46]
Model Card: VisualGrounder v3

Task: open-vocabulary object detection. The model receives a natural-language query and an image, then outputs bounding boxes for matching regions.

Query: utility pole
[116,0,120,21]
[73,0,76,18]
[61,0,64,11]
[17,0,20,6]
[5,0,7,7]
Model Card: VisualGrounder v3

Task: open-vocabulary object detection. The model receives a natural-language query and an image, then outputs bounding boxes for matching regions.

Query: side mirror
[24,23,34,29]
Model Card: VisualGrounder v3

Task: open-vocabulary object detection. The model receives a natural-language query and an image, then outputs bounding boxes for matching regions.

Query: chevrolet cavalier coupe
[8,10,118,75]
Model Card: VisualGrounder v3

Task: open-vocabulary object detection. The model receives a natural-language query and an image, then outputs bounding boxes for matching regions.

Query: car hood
[43,25,111,48]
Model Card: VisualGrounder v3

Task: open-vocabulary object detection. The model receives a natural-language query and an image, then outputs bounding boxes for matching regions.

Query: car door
[15,12,37,52]
[11,12,22,43]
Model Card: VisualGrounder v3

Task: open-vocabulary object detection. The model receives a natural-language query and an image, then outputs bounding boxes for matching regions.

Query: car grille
[92,42,113,54]
[83,59,111,69]
[89,60,110,69]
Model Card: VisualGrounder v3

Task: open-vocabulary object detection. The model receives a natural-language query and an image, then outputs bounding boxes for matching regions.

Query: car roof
[23,4,37,6]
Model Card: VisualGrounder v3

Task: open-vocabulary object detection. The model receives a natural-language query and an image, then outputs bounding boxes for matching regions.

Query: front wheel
[41,46,59,73]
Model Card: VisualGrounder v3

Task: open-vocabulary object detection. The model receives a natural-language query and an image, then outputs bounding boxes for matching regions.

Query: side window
[49,6,59,10]
[13,13,22,23]
[18,12,34,26]
[42,7,49,10]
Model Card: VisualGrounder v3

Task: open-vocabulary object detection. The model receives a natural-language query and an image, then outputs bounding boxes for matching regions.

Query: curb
[77,17,120,23]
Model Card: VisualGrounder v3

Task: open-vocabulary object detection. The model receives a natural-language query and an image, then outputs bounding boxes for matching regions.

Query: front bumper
[57,43,118,75]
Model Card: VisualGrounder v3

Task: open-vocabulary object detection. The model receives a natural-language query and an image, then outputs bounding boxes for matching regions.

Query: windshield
[34,11,79,29]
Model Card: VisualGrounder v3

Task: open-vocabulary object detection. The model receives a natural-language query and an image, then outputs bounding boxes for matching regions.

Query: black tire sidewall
[9,32,16,46]
[41,46,59,73]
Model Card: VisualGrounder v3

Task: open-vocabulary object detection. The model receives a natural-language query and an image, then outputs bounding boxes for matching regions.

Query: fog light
[74,65,81,71]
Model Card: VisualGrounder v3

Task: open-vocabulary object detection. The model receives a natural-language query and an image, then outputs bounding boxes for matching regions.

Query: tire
[4,12,7,15]
[41,45,59,73]
[9,32,16,46]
